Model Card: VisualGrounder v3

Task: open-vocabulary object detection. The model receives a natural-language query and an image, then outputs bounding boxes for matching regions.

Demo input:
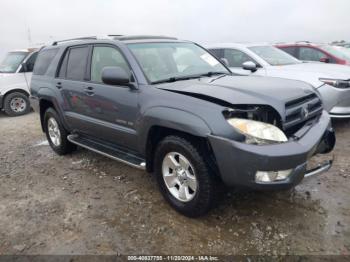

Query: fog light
[255,169,292,182]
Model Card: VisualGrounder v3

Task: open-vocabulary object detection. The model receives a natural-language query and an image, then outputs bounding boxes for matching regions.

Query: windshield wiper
[152,72,229,84]
[152,75,200,84]
[199,71,228,77]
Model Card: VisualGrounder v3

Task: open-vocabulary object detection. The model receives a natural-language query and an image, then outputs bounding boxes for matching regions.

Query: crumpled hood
[156,75,315,118]
[266,62,350,87]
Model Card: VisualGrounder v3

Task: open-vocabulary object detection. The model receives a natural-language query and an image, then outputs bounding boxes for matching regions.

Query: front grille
[283,93,323,133]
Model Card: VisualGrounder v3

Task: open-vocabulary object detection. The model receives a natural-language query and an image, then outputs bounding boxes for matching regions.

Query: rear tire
[3,92,30,116]
[154,135,220,217]
[44,108,76,155]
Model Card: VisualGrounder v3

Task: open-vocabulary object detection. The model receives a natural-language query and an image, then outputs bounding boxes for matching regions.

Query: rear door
[56,45,92,132]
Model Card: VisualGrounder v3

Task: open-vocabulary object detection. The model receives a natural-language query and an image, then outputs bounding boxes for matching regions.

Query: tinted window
[24,52,38,72]
[209,49,223,59]
[91,46,129,83]
[223,49,253,67]
[299,47,326,61]
[58,50,69,78]
[279,47,297,57]
[66,46,89,81]
[33,49,58,75]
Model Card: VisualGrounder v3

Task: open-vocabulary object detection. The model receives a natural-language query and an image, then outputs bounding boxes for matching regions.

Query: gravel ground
[0,112,349,255]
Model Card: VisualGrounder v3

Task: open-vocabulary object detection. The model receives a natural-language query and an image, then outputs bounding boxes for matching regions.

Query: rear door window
[33,49,58,75]
[66,46,89,81]
[298,47,327,61]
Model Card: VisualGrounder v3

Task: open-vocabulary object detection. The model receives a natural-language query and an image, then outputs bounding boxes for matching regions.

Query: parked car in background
[276,42,350,66]
[207,43,350,118]
[30,36,335,217]
[331,41,350,48]
[0,48,38,116]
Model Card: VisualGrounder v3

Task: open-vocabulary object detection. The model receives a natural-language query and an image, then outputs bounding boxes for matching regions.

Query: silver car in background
[207,43,350,118]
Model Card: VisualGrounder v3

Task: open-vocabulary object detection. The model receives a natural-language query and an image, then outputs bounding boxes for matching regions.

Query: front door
[81,45,139,150]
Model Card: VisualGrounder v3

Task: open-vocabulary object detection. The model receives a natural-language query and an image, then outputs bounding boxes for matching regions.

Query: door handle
[84,87,95,96]
[56,82,62,89]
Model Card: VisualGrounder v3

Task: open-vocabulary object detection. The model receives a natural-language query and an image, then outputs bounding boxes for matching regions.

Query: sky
[0,0,349,59]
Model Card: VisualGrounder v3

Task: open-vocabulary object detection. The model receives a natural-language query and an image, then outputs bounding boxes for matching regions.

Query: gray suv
[30,36,335,217]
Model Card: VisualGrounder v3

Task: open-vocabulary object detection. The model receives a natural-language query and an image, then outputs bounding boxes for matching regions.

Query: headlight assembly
[319,78,350,89]
[227,118,288,145]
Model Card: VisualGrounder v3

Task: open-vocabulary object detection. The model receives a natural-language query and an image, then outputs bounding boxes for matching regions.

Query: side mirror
[320,57,330,63]
[220,58,229,67]
[242,61,258,72]
[101,66,131,86]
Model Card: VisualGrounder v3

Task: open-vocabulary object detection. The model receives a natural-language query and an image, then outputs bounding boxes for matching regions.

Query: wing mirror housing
[242,61,258,72]
[102,66,132,87]
[320,57,330,63]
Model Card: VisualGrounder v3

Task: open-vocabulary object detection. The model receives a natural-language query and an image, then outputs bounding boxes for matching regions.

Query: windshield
[128,42,229,83]
[249,46,301,66]
[322,45,350,63]
[0,52,28,73]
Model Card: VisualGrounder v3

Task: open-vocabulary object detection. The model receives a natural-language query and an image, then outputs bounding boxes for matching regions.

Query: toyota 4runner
[30,36,335,217]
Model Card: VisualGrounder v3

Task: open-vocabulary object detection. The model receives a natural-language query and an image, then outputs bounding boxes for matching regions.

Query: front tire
[3,92,30,116]
[154,135,219,217]
[44,108,76,155]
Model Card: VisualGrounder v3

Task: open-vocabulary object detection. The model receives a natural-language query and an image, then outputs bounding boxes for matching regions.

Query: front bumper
[318,84,350,118]
[208,111,335,190]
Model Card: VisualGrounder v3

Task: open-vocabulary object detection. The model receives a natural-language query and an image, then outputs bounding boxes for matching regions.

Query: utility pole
[27,28,32,47]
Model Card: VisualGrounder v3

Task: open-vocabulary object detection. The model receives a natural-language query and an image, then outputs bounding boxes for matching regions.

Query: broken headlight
[227,118,288,145]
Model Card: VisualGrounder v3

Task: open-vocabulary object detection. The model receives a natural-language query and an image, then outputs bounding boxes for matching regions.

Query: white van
[0,48,38,116]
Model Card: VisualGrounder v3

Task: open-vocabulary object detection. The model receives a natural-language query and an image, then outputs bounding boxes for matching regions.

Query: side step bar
[67,134,146,170]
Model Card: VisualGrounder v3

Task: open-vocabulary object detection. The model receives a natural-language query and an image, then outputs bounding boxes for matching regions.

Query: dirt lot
[0,112,349,255]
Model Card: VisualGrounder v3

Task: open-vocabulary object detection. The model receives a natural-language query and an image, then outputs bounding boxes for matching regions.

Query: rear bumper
[208,111,335,190]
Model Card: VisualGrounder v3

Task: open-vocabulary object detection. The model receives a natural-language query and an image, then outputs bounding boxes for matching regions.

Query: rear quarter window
[33,49,59,75]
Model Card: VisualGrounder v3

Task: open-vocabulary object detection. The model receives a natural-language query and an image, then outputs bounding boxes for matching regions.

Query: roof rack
[110,35,177,41]
[52,36,98,46]
[296,41,311,44]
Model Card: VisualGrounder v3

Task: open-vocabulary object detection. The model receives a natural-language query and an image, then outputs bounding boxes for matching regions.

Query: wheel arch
[38,96,69,133]
[139,107,217,174]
